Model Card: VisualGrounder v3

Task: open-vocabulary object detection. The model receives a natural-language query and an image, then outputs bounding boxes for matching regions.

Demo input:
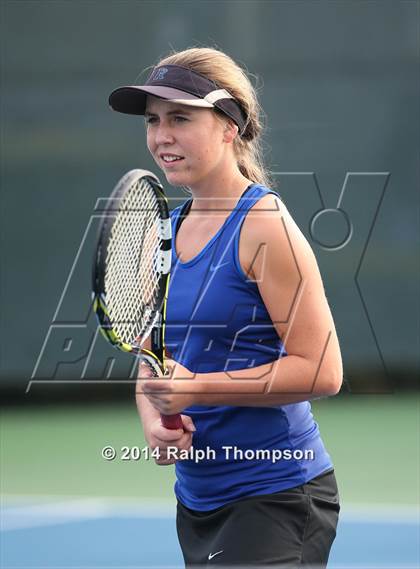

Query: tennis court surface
[1,396,419,567]
[1,495,419,568]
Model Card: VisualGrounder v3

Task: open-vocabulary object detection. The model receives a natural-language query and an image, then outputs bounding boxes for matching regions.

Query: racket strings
[105,178,163,344]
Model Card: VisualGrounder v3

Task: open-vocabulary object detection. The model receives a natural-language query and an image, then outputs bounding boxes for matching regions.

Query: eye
[174,116,188,123]
[145,116,158,125]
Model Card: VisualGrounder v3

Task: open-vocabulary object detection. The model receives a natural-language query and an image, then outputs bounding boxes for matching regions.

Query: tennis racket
[92,169,183,430]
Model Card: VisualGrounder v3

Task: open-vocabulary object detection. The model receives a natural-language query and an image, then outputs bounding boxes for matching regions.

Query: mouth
[160,153,185,167]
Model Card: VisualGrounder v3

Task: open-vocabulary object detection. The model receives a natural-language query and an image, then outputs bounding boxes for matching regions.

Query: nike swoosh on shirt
[209,262,229,272]
[208,550,224,560]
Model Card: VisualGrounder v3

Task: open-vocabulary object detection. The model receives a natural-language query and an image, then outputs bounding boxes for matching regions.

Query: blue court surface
[1,497,419,568]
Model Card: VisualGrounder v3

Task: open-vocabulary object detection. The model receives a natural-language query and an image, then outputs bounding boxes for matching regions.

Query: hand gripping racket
[92,169,183,430]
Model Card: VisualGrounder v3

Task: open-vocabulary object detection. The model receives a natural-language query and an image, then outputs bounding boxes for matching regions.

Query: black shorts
[176,469,340,567]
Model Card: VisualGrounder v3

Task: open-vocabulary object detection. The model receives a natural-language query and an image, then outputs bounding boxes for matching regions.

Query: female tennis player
[109,47,342,567]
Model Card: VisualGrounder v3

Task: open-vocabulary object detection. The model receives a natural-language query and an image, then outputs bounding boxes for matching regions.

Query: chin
[164,172,191,187]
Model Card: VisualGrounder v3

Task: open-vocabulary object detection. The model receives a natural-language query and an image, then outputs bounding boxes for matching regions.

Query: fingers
[155,456,177,466]
[145,413,196,466]
[149,429,194,466]
[143,392,175,416]
[150,426,184,443]
[144,395,168,412]
[180,415,196,433]
[164,359,176,379]
[150,431,192,450]
[137,364,155,381]
[138,382,173,408]
[142,380,173,392]
[138,385,171,414]
[151,438,193,465]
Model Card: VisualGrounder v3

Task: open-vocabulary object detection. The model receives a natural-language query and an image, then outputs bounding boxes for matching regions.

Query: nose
[154,122,175,146]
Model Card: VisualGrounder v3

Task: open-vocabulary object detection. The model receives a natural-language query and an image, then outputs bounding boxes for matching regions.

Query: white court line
[340,503,419,524]
[1,495,176,531]
[1,494,418,532]
[1,498,112,531]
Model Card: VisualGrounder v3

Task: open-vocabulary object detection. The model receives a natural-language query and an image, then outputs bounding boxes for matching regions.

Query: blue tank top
[165,183,333,511]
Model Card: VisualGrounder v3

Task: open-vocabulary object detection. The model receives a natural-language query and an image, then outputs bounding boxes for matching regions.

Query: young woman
[109,47,342,567]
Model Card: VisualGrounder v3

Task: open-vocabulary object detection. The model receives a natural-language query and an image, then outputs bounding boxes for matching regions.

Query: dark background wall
[1,0,419,395]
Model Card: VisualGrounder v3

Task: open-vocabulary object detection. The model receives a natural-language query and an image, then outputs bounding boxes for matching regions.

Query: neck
[187,169,253,214]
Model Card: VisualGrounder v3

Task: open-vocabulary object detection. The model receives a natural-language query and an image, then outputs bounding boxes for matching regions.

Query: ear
[223,120,239,143]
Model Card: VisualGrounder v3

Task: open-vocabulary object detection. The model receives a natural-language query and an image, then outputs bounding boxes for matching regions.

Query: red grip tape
[161,413,184,430]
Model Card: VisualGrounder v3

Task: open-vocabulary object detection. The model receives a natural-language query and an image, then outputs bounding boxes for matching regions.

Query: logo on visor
[151,67,168,81]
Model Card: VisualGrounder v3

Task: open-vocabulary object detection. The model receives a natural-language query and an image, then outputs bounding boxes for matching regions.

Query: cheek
[191,130,220,160]
[198,137,222,165]
[146,130,156,154]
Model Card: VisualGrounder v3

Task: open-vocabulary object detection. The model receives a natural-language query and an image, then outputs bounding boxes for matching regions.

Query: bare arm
[140,195,343,413]
[135,339,195,464]
[192,194,343,404]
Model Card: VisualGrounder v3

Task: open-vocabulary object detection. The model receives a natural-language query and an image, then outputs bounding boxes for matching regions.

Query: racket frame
[92,169,171,376]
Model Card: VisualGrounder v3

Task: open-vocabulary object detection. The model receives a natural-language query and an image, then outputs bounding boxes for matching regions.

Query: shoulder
[241,190,296,244]
[239,190,316,278]
[247,190,284,215]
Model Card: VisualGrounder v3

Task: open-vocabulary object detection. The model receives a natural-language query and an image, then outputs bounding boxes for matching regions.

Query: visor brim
[109,85,214,115]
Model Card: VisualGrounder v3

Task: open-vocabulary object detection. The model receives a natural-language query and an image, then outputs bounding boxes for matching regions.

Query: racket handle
[140,355,184,430]
[161,413,184,430]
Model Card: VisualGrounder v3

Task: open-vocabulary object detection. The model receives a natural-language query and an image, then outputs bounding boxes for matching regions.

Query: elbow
[324,376,343,397]
[318,367,343,397]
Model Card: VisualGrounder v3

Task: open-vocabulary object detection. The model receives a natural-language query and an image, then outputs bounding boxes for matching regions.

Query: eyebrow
[144,108,194,117]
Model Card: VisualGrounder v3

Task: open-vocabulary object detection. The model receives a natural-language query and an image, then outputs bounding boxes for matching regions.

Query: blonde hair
[155,47,272,188]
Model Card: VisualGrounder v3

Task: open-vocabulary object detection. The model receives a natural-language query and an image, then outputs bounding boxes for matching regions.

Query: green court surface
[1,394,419,506]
